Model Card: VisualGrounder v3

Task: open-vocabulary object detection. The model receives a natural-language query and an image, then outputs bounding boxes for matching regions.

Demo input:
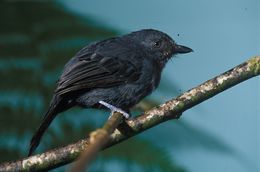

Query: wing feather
[55,51,142,96]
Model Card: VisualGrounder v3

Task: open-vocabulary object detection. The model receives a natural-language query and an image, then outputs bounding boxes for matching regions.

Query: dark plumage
[28,29,192,156]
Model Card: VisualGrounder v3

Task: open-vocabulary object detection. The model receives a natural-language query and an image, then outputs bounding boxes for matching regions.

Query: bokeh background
[0,0,259,171]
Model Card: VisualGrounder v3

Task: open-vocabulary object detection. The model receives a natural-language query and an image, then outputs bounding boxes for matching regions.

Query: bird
[28,29,193,156]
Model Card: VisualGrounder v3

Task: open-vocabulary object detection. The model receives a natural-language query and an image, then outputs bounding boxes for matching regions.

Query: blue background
[63,0,260,171]
[0,0,259,171]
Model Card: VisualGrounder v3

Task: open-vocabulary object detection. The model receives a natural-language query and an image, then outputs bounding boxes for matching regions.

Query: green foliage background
[0,1,233,171]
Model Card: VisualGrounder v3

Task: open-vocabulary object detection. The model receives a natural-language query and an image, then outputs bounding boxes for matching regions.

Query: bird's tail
[28,96,62,156]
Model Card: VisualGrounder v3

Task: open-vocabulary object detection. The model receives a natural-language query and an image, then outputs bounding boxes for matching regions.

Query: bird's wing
[55,51,142,96]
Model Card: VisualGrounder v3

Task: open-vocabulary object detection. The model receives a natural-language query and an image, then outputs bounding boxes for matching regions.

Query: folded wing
[55,51,142,96]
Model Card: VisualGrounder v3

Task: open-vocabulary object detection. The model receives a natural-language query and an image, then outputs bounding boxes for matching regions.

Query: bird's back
[57,36,161,110]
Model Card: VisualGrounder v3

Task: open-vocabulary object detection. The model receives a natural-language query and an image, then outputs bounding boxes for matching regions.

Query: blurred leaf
[175,120,233,153]
[0,1,235,172]
[135,99,233,154]
[0,0,117,163]
[141,119,234,156]
[100,139,186,172]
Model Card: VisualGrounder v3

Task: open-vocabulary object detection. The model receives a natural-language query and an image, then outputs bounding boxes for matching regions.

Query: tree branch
[0,56,259,172]
[69,112,124,172]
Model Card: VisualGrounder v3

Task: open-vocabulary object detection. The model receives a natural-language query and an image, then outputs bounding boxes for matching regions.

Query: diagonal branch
[69,112,124,172]
[0,56,259,172]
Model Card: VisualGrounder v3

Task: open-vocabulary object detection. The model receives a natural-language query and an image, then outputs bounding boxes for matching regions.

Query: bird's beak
[174,44,193,54]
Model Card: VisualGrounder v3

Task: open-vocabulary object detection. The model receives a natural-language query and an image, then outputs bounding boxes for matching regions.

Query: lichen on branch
[0,56,259,172]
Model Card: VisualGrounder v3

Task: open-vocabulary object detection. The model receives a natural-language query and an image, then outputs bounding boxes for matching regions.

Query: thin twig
[0,56,259,172]
[69,112,123,172]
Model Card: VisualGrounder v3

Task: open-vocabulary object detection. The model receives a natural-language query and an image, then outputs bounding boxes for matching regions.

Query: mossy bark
[0,56,259,172]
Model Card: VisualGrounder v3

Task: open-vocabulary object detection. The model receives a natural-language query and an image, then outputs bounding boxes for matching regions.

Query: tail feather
[28,97,61,156]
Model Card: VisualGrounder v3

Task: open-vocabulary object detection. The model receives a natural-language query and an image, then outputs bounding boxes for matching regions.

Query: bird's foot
[99,100,130,119]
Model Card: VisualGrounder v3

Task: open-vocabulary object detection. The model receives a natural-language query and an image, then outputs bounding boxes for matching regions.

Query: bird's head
[127,29,193,68]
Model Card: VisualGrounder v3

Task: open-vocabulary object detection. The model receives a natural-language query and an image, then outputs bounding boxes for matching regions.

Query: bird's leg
[99,100,130,119]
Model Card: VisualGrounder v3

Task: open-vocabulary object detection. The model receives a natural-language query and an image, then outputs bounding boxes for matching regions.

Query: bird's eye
[154,40,161,48]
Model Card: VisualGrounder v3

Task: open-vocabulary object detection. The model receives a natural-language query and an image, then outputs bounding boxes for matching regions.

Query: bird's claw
[99,100,130,119]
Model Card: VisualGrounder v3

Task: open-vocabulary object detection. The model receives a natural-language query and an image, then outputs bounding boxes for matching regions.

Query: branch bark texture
[69,112,123,172]
[0,56,259,172]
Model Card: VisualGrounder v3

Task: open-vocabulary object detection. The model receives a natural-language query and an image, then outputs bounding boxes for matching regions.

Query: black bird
[28,29,192,156]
